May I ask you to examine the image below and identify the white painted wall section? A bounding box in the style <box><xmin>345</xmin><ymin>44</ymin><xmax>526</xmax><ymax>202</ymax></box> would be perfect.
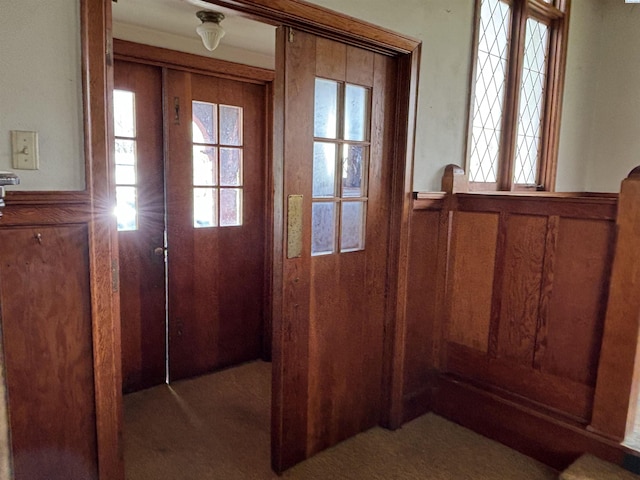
<box><xmin>0</xmin><ymin>0</ymin><xmax>85</xmax><ymax>191</ymax></box>
<box><xmin>583</xmin><ymin>1</ymin><xmax>640</xmax><ymax>192</ymax></box>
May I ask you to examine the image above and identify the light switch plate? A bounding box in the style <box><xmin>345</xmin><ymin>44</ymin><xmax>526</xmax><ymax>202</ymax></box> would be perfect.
<box><xmin>11</xmin><ymin>130</ymin><xmax>39</xmax><ymax>170</ymax></box>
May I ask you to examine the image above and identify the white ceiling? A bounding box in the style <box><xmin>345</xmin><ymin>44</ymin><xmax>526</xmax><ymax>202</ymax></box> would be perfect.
<box><xmin>112</xmin><ymin>0</ymin><xmax>276</xmax><ymax>58</ymax></box>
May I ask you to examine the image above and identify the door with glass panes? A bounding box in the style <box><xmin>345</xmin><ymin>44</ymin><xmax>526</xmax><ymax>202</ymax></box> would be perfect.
<box><xmin>114</xmin><ymin>59</ymin><xmax>267</xmax><ymax>391</ymax></box>
<box><xmin>272</xmin><ymin>28</ymin><xmax>397</xmax><ymax>471</ymax></box>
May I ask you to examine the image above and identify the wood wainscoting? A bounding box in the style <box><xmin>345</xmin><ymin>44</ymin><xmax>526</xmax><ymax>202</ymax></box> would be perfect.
<box><xmin>401</xmin><ymin>165</ymin><xmax>635</xmax><ymax>470</ymax></box>
<box><xmin>0</xmin><ymin>193</ymin><xmax>100</xmax><ymax>480</ymax></box>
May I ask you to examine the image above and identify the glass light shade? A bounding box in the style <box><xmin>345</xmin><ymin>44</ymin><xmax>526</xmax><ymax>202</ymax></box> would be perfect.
<box><xmin>197</xmin><ymin>22</ymin><xmax>226</xmax><ymax>51</ymax></box>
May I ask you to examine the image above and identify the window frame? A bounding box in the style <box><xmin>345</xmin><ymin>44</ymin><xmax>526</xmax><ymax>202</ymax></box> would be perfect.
<box><xmin>465</xmin><ymin>0</ymin><xmax>571</xmax><ymax>192</ymax></box>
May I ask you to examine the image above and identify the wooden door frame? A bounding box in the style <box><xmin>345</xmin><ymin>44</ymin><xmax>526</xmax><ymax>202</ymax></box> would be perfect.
<box><xmin>82</xmin><ymin>0</ymin><xmax>420</xmax><ymax>477</ymax></box>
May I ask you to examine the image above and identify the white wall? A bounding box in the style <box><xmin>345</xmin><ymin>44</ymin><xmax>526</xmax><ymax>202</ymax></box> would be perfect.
<box><xmin>582</xmin><ymin>1</ymin><xmax>640</xmax><ymax>192</ymax></box>
<box><xmin>0</xmin><ymin>0</ymin><xmax>85</xmax><ymax>191</ymax></box>
<box><xmin>556</xmin><ymin>0</ymin><xmax>604</xmax><ymax>192</ymax></box>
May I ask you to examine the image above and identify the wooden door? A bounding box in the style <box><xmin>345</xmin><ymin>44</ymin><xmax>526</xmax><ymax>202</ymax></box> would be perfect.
<box><xmin>114</xmin><ymin>60</ymin><xmax>166</xmax><ymax>393</ymax></box>
<box><xmin>165</xmin><ymin>70</ymin><xmax>267</xmax><ymax>381</ymax></box>
<box><xmin>272</xmin><ymin>28</ymin><xmax>397</xmax><ymax>471</ymax></box>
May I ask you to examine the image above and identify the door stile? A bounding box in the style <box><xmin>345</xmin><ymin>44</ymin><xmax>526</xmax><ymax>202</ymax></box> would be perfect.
<box><xmin>163</xmin><ymin>68</ymin><xmax>196</xmax><ymax>381</ymax></box>
<box><xmin>271</xmin><ymin>26</ymin><xmax>315</xmax><ymax>473</ymax></box>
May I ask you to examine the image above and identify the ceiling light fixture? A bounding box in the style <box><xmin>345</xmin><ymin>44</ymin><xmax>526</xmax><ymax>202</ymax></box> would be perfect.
<box><xmin>196</xmin><ymin>10</ymin><xmax>226</xmax><ymax>51</ymax></box>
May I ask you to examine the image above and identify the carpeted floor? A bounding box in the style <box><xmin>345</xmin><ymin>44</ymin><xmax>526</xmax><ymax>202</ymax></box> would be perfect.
<box><xmin>124</xmin><ymin>361</ymin><xmax>556</xmax><ymax>479</ymax></box>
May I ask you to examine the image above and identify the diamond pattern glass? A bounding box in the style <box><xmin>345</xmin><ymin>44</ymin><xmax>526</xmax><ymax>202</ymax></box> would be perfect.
<box><xmin>514</xmin><ymin>18</ymin><xmax>549</xmax><ymax>185</ymax></box>
<box><xmin>468</xmin><ymin>0</ymin><xmax>511</xmax><ymax>183</ymax></box>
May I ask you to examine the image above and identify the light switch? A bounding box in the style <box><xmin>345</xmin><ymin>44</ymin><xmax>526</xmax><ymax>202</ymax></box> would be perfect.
<box><xmin>11</xmin><ymin>131</ymin><xmax>39</xmax><ymax>170</ymax></box>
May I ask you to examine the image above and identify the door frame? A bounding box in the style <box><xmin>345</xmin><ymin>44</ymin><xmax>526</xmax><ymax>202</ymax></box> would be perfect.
<box><xmin>82</xmin><ymin>0</ymin><xmax>420</xmax><ymax>477</ymax></box>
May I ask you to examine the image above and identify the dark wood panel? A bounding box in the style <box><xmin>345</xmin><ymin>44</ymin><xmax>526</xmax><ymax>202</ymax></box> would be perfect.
<box><xmin>306</xmin><ymin>46</ymin><xmax>393</xmax><ymax>458</ymax></box>
<box><xmin>446</xmin><ymin>342</ymin><xmax>593</xmax><ymax>421</ymax></box>
<box><xmin>346</xmin><ymin>45</ymin><xmax>375</xmax><ymax>87</ymax></box>
<box><xmin>272</xmin><ymin>26</ymin><xmax>315</xmax><ymax>471</ymax></box>
<box><xmin>496</xmin><ymin>214</ymin><xmax>547</xmax><ymax>365</ymax></box>
<box><xmin>403</xmin><ymin>210</ymin><xmax>440</xmax><ymax>401</ymax></box>
<box><xmin>447</xmin><ymin>211</ymin><xmax>499</xmax><ymax>352</ymax></box>
<box><xmin>0</xmin><ymin>225</ymin><xmax>98</xmax><ymax>480</ymax></box>
<box><xmin>315</xmin><ymin>36</ymin><xmax>346</xmax><ymax>80</ymax></box>
<box><xmin>167</xmin><ymin>71</ymin><xmax>267</xmax><ymax>380</ymax></box>
<box><xmin>433</xmin><ymin>375</ymin><xmax>624</xmax><ymax>471</ymax></box>
<box><xmin>539</xmin><ymin>218</ymin><xmax>615</xmax><ymax>386</ymax></box>
<box><xmin>591</xmin><ymin>168</ymin><xmax>640</xmax><ymax>440</ymax></box>
<box><xmin>114</xmin><ymin>60</ymin><xmax>166</xmax><ymax>393</ymax></box>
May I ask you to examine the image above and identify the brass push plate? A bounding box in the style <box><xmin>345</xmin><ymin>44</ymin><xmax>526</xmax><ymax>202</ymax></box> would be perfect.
<box><xmin>287</xmin><ymin>194</ymin><xmax>303</xmax><ymax>258</ymax></box>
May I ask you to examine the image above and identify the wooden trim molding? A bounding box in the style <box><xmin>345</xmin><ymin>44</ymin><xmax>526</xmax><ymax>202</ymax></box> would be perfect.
<box><xmin>82</xmin><ymin>0</ymin><xmax>124</xmax><ymax>479</ymax></box>
<box><xmin>434</xmin><ymin>375</ymin><xmax>625</xmax><ymax>471</ymax></box>
<box><xmin>380</xmin><ymin>42</ymin><xmax>422</xmax><ymax>430</ymax></box>
<box><xmin>590</xmin><ymin>166</ymin><xmax>640</xmax><ymax>441</ymax></box>
<box><xmin>113</xmin><ymin>39</ymin><xmax>275</xmax><ymax>84</ymax></box>
<box><xmin>5</xmin><ymin>191</ymin><xmax>90</xmax><ymax>206</ymax></box>
<box><xmin>202</xmin><ymin>0</ymin><xmax>421</xmax><ymax>55</ymax></box>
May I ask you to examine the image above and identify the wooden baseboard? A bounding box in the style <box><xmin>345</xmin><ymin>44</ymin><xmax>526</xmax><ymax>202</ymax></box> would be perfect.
<box><xmin>402</xmin><ymin>387</ymin><xmax>433</xmax><ymax>424</ymax></box>
<box><xmin>430</xmin><ymin>375</ymin><xmax>625</xmax><ymax>471</ymax></box>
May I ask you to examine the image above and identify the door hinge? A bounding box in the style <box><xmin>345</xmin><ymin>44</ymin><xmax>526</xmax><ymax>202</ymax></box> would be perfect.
<box><xmin>174</xmin><ymin>97</ymin><xmax>180</xmax><ymax>124</ymax></box>
<box><xmin>288</xmin><ymin>27</ymin><xmax>295</xmax><ymax>43</ymax></box>
<box><xmin>111</xmin><ymin>258</ymin><xmax>119</xmax><ymax>293</ymax></box>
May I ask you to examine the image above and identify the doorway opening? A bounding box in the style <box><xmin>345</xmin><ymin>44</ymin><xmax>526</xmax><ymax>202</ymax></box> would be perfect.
<box><xmin>110</xmin><ymin>5</ymin><xmax>276</xmax><ymax>474</ymax></box>
<box><xmin>92</xmin><ymin>0</ymin><xmax>421</xmax><ymax>476</ymax></box>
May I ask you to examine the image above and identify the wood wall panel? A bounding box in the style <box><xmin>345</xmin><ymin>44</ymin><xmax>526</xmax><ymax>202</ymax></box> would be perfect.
<box><xmin>404</xmin><ymin>189</ymin><xmax>624</xmax><ymax>468</ymax></box>
<box><xmin>496</xmin><ymin>214</ymin><xmax>547</xmax><ymax>365</ymax></box>
<box><xmin>306</xmin><ymin>44</ymin><xmax>394</xmax><ymax>458</ymax></box>
<box><xmin>447</xmin><ymin>211</ymin><xmax>498</xmax><ymax>352</ymax></box>
<box><xmin>402</xmin><ymin>209</ymin><xmax>440</xmax><ymax>418</ymax></box>
<box><xmin>540</xmin><ymin>218</ymin><xmax>615</xmax><ymax>386</ymax></box>
<box><xmin>0</xmin><ymin>225</ymin><xmax>98</xmax><ymax>480</ymax></box>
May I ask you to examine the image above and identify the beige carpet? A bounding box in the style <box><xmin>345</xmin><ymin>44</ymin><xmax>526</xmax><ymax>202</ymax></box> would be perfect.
<box><xmin>124</xmin><ymin>361</ymin><xmax>556</xmax><ymax>479</ymax></box>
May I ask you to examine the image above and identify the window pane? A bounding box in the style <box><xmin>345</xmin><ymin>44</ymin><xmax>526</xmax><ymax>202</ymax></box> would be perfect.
<box><xmin>115</xmin><ymin>164</ymin><xmax>136</xmax><ymax>186</ymax></box>
<box><xmin>115</xmin><ymin>139</ymin><xmax>136</xmax><ymax>166</ymax></box>
<box><xmin>344</xmin><ymin>84</ymin><xmax>369</xmax><ymax>141</ymax></box>
<box><xmin>314</xmin><ymin>79</ymin><xmax>339</xmax><ymax>139</ymax></box>
<box><xmin>468</xmin><ymin>0</ymin><xmax>512</xmax><ymax>183</ymax></box>
<box><xmin>514</xmin><ymin>18</ymin><xmax>549</xmax><ymax>186</ymax></box>
<box><xmin>113</xmin><ymin>90</ymin><xmax>135</xmax><ymax>138</ymax></box>
<box><xmin>192</xmin><ymin>101</ymin><xmax>217</xmax><ymax>144</ymax></box>
<box><xmin>341</xmin><ymin>201</ymin><xmax>366</xmax><ymax>252</ymax></box>
<box><xmin>313</xmin><ymin>142</ymin><xmax>336</xmax><ymax>198</ymax></box>
<box><xmin>220</xmin><ymin>188</ymin><xmax>242</xmax><ymax>226</ymax></box>
<box><xmin>193</xmin><ymin>146</ymin><xmax>217</xmax><ymax>186</ymax></box>
<box><xmin>342</xmin><ymin>144</ymin><xmax>365</xmax><ymax>198</ymax></box>
<box><xmin>311</xmin><ymin>202</ymin><xmax>336</xmax><ymax>256</ymax></box>
<box><xmin>194</xmin><ymin>188</ymin><xmax>217</xmax><ymax>228</ymax></box>
<box><xmin>220</xmin><ymin>148</ymin><xmax>242</xmax><ymax>187</ymax></box>
<box><xmin>115</xmin><ymin>186</ymin><xmax>137</xmax><ymax>232</ymax></box>
<box><xmin>220</xmin><ymin>105</ymin><xmax>242</xmax><ymax>146</ymax></box>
